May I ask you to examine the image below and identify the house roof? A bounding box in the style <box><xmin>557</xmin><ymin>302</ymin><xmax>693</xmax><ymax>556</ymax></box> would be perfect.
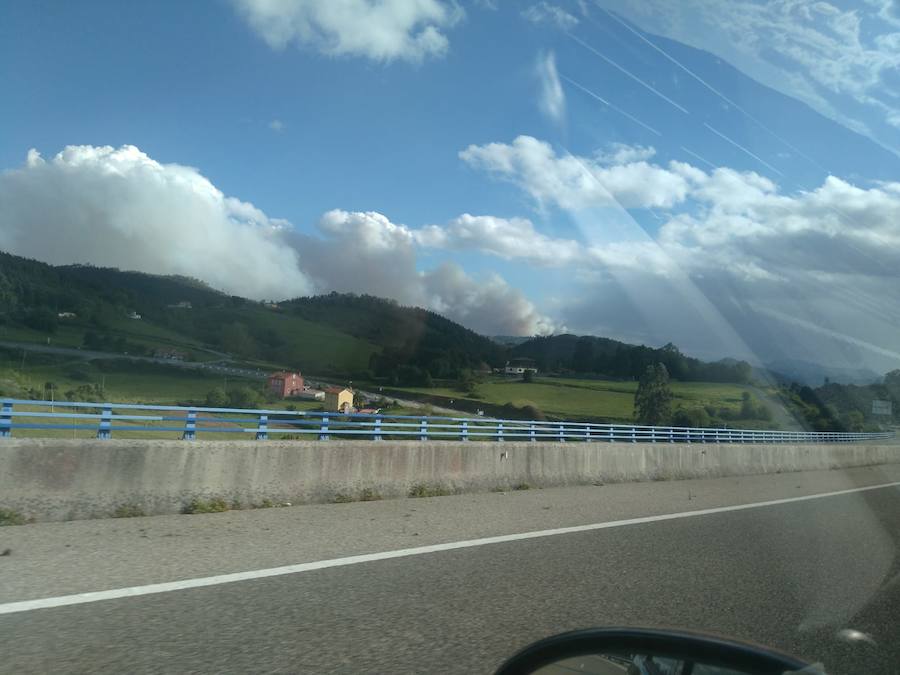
<box><xmin>324</xmin><ymin>386</ymin><xmax>352</xmax><ymax>394</ymax></box>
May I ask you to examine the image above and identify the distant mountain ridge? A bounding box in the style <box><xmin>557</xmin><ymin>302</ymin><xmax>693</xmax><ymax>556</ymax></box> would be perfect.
<box><xmin>1</xmin><ymin>250</ymin><xmax>764</xmax><ymax>385</ymax></box>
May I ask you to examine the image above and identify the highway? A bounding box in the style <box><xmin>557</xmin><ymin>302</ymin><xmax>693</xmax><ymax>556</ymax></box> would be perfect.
<box><xmin>2</xmin><ymin>466</ymin><xmax>900</xmax><ymax>673</ymax></box>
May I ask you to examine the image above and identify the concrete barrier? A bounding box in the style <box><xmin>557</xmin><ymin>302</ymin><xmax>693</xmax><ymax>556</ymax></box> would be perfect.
<box><xmin>2</xmin><ymin>438</ymin><xmax>899</xmax><ymax>522</ymax></box>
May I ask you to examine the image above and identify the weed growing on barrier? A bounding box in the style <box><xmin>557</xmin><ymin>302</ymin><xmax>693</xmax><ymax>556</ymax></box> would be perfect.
<box><xmin>513</xmin><ymin>483</ymin><xmax>532</xmax><ymax>491</ymax></box>
<box><xmin>0</xmin><ymin>508</ymin><xmax>26</xmax><ymax>526</ymax></box>
<box><xmin>408</xmin><ymin>483</ymin><xmax>453</xmax><ymax>498</ymax></box>
<box><xmin>359</xmin><ymin>488</ymin><xmax>382</xmax><ymax>501</ymax></box>
<box><xmin>182</xmin><ymin>497</ymin><xmax>230</xmax><ymax>514</ymax></box>
<box><xmin>113</xmin><ymin>504</ymin><xmax>146</xmax><ymax>518</ymax></box>
<box><xmin>332</xmin><ymin>493</ymin><xmax>354</xmax><ymax>503</ymax></box>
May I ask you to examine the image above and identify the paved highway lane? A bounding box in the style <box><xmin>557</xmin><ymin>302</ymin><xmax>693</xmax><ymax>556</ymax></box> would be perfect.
<box><xmin>2</xmin><ymin>467</ymin><xmax>900</xmax><ymax>673</ymax></box>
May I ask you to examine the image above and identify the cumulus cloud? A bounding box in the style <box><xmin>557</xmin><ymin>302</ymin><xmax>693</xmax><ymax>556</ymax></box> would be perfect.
<box><xmin>594</xmin><ymin>143</ymin><xmax>656</xmax><ymax>165</ymax></box>
<box><xmin>450</xmin><ymin>134</ymin><xmax>900</xmax><ymax>367</ymax></box>
<box><xmin>232</xmin><ymin>0</ymin><xmax>463</xmax><ymax>63</ymax></box>
<box><xmin>423</xmin><ymin>263</ymin><xmax>558</xmax><ymax>336</ymax></box>
<box><xmin>417</xmin><ymin>213</ymin><xmax>582</xmax><ymax>266</ymax></box>
<box><xmin>535</xmin><ymin>50</ymin><xmax>566</xmax><ymax>123</ymax></box>
<box><xmin>268</xmin><ymin>119</ymin><xmax>285</xmax><ymax>132</ymax></box>
<box><xmin>459</xmin><ymin>135</ymin><xmax>694</xmax><ymax>209</ymax></box>
<box><xmin>289</xmin><ymin>209</ymin><xmax>558</xmax><ymax>335</ymax></box>
<box><xmin>522</xmin><ymin>2</ymin><xmax>579</xmax><ymax>29</ymax></box>
<box><xmin>0</xmin><ymin>145</ymin><xmax>311</xmax><ymax>300</ymax></box>
<box><xmin>291</xmin><ymin>209</ymin><xmax>423</xmax><ymax>304</ymax></box>
<box><xmin>0</xmin><ymin>146</ymin><xmax>555</xmax><ymax>336</ymax></box>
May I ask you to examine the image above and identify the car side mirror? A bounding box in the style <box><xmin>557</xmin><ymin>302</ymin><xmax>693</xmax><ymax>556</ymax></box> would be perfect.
<box><xmin>495</xmin><ymin>628</ymin><xmax>822</xmax><ymax>675</ymax></box>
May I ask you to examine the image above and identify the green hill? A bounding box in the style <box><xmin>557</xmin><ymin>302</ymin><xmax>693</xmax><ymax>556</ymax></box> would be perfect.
<box><xmin>0</xmin><ymin>250</ymin><xmax>758</xmax><ymax>389</ymax></box>
<box><xmin>0</xmin><ymin>252</ymin><xmax>378</xmax><ymax>375</ymax></box>
<box><xmin>510</xmin><ymin>334</ymin><xmax>753</xmax><ymax>384</ymax></box>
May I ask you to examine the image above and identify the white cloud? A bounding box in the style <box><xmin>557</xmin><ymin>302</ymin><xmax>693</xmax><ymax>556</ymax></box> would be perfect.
<box><xmin>594</xmin><ymin>143</ymin><xmax>656</xmax><ymax>165</ymax></box>
<box><xmin>0</xmin><ymin>146</ymin><xmax>555</xmax><ymax>336</ymax></box>
<box><xmin>417</xmin><ymin>213</ymin><xmax>582</xmax><ymax>265</ymax></box>
<box><xmin>0</xmin><ymin>145</ymin><xmax>311</xmax><ymax>300</ymax></box>
<box><xmin>595</xmin><ymin>1</ymin><xmax>900</xmax><ymax>147</ymax></box>
<box><xmin>450</xmin><ymin>134</ymin><xmax>900</xmax><ymax>367</ymax></box>
<box><xmin>424</xmin><ymin>263</ymin><xmax>558</xmax><ymax>336</ymax></box>
<box><xmin>522</xmin><ymin>2</ymin><xmax>579</xmax><ymax>29</ymax></box>
<box><xmin>290</xmin><ymin>209</ymin><xmax>558</xmax><ymax>335</ymax></box>
<box><xmin>535</xmin><ymin>50</ymin><xmax>566</xmax><ymax>123</ymax></box>
<box><xmin>459</xmin><ymin>135</ymin><xmax>694</xmax><ymax>209</ymax></box>
<box><xmin>233</xmin><ymin>0</ymin><xmax>463</xmax><ymax>63</ymax></box>
<box><xmin>268</xmin><ymin>119</ymin><xmax>285</xmax><ymax>132</ymax></box>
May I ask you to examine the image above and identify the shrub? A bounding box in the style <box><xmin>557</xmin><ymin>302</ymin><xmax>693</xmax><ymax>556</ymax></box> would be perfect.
<box><xmin>182</xmin><ymin>497</ymin><xmax>230</xmax><ymax>514</ymax></box>
<box><xmin>671</xmin><ymin>407</ymin><xmax>711</xmax><ymax>428</ymax></box>
<box><xmin>0</xmin><ymin>508</ymin><xmax>26</xmax><ymax>526</ymax></box>
<box><xmin>113</xmin><ymin>504</ymin><xmax>146</xmax><ymax>518</ymax></box>
<box><xmin>408</xmin><ymin>483</ymin><xmax>452</xmax><ymax>498</ymax></box>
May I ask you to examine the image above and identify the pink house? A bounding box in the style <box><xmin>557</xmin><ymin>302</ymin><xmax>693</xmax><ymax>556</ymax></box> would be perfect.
<box><xmin>267</xmin><ymin>371</ymin><xmax>304</xmax><ymax>398</ymax></box>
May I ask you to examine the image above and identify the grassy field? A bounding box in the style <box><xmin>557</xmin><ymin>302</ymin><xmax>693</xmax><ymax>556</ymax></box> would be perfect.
<box><xmin>226</xmin><ymin>308</ymin><xmax>377</xmax><ymax>373</ymax></box>
<box><xmin>0</xmin><ymin>351</ymin><xmax>259</xmax><ymax>405</ymax></box>
<box><xmin>0</xmin><ymin>305</ymin><xmax>380</xmax><ymax>375</ymax></box>
<box><xmin>390</xmin><ymin>376</ymin><xmax>799</xmax><ymax>428</ymax></box>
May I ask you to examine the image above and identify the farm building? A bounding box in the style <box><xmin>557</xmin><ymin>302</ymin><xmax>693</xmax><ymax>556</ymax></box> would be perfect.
<box><xmin>503</xmin><ymin>358</ymin><xmax>538</xmax><ymax>376</ymax></box>
<box><xmin>324</xmin><ymin>386</ymin><xmax>354</xmax><ymax>413</ymax></box>
<box><xmin>267</xmin><ymin>371</ymin><xmax>304</xmax><ymax>398</ymax></box>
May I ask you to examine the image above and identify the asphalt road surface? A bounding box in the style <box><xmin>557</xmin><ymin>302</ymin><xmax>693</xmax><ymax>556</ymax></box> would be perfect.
<box><xmin>3</xmin><ymin>466</ymin><xmax>900</xmax><ymax>674</ymax></box>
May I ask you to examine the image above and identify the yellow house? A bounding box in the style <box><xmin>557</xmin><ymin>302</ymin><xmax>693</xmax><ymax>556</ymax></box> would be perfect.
<box><xmin>324</xmin><ymin>386</ymin><xmax>354</xmax><ymax>413</ymax></box>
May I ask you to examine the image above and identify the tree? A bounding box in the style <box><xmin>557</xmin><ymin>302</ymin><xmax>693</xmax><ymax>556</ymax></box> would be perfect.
<box><xmin>457</xmin><ymin>369</ymin><xmax>478</xmax><ymax>393</ymax></box>
<box><xmin>572</xmin><ymin>337</ymin><xmax>594</xmax><ymax>373</ymax></box>
<box><xmin>885</xmin><ymin>370</ymin><xmax>900</xmax><ymax>400</ymax></box>
<box><xmin>671</xmin><ymin>406</ymin><xmax>710</xmax><ymax>428</ymax></box>
<box><xmin>227</xmin><ymin>386</ymin><xmax>262</xmax><ymax>409</ymax></box>
<box><xmin>634</xmin><ymin>363</ymin><xmax>673</xmax><ymax>426</ymax></box>
<box><xmin>740</xmin><ymin>391</ymin><xmax>755</xmax><ymax>418</ymax></box>
<box><xmin>523</xmin><ymin>369</ymin><xmax>535</xmax><ymax>384</ymax></box>
<box><xmin>221</xmin><ymin>322</ymin><xmax>256</xmax><ymax>358</ymax></box>
<box><xmin>205</xmin><ymin>387</ymin><xmax>228</xmax><ymax>407</ymax></box>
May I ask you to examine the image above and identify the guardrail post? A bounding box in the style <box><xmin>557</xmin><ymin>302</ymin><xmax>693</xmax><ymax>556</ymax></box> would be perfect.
<box><xmin>669</xmin><ymin>427</ymin><xmax>674</xmax><ymax>444</ymax></box>
<box><xmin>585</xmin><ymin>425</ymin><xmax>591</xmax><ymax>442</ymax></box>
<box><xmin>530</xmin><ymin>422</ymin><xmax>536</xmax><ymax>442</ymax></box>
<box><xmin>630</xmin><ymin>426</ymin><xmax>636</xmax><ymax>443</ymax></box>
<box><xmin>374</xmin><ymin>416</ymin><xmax>382</xmax><ymax>441</ymax></box>
<box><xmin>461</xmin><ymin>420</ymin><xmax>468</xmax><ymax>442</ymax></box>
<box><xmin>420</xmin><ymin>418</ymin><xmax>428</xmax><ymax>441</ymax></box>
<box><xmin>608</xmin><ymin>426</ymin><xmax>614</xmax><ymax>443</ymax></box>
<box><xmin>497</xmin><ymin>421</ymin><xmax>504</xmax><ymax>442</ymax></box>
<box><xmin>650</xmin><ymin>426</ymin><xmax>657</xmax><ymax>443</ymax></box>
<box><xmin>558</xmin><ymin>422</ymin><xmax>565</xmax><ymax>443</ymax></box>
<box><xmin>256</xmin><ymin>414</ymin><xmax>268</xmax><ymax>440</ymax></box>
<box><xmin>97</xmin><ymin>405</ymin><xmax>112</xmax><ymax>439</ymax></box>
<box><xmin>182</xmin><ymin>408</ymin><xmax>197</xmax><ymax>440</ymax></box>
<box><xmin>319</xmin><ymin>415</ymin><xmax>329</xmax><ymax>441</ymax></box>
<box><xmin>0</xmin><ymin>401</ymin><xmax>11</xmax><ymax>438</ymax></box>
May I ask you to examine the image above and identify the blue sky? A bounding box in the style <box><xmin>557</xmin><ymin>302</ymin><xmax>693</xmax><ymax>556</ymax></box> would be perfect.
<box><xmin>2</xmin><ymin>0</ymin><xmax>900</xmax><ymax>374</ymax></box>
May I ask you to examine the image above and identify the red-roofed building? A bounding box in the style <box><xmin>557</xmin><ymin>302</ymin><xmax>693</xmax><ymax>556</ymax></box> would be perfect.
<box><xmin>267</xmin><ymin>371</ymin><xmax>304</xmax><ymax>398</ymax></box>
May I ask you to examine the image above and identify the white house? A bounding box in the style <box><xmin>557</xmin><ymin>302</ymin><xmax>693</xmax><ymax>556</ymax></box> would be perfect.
<box><xmin>504</xmin><ymin>358</ymin><xmax>538</xmax><ymax>376</ymax></box>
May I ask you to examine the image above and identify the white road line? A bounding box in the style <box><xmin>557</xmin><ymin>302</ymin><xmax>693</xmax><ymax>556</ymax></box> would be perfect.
<box><xmin>2</xmin><ymin>481</ymin><xmax>899</xmax><ymax>616</ymax></box>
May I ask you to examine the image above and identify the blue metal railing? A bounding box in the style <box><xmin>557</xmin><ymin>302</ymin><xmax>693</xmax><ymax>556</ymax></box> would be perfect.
<box><xmin>0</xmin><ymin>399</ymin><xmax>894</xmax><ymax>444</ymax></box>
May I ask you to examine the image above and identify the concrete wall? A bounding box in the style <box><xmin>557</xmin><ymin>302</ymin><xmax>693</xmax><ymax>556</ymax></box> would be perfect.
<box><xmin>2</xmin><ymin>438</ymin><xmax>898</xmax><ymax>522</ymax></box>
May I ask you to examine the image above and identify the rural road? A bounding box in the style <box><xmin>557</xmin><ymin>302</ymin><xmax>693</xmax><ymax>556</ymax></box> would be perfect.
<box><xmin>0</xmin><ymin>339</ymin><xmax>265</xmax><ymax>380</ymax></box>
<box><xmin>2</xmin><ymin>466</ymin><xmax>900</xmax><ymax>674</ymax></box>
